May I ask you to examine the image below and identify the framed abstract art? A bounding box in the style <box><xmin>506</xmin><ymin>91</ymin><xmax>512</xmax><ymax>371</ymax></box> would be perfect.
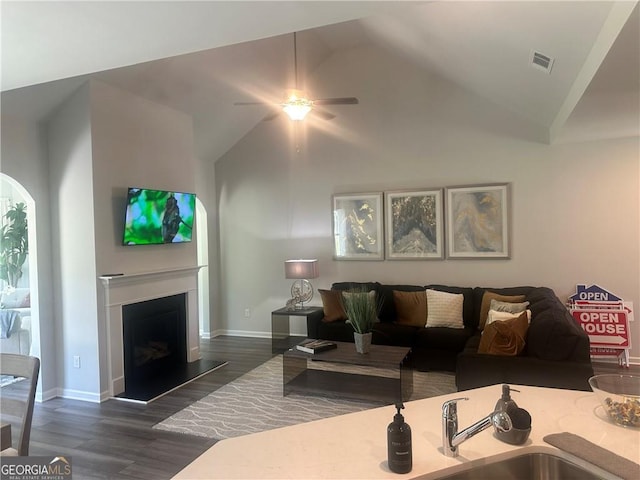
<box><xmin>332</xmin><ymin>193</ymin><xmax>384</xmax><ymax>260</ymax></box>
<box><xmin>446</xmin><ymin>184</ymin><xmax>510</xmax><ymax>258</ymax></box>
<box><xmin>384</xmin><ymin>189</ymin><xmax>443</xmax><ymax>260</ymax></box>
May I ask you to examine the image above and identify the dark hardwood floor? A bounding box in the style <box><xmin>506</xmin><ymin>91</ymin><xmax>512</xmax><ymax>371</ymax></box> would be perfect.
<box><xmin>26</xmin><ymin>336</ymin><xmax>275</xmax><ymax>480</ymax></box>
<box><xmin>7</xmin><ymin>336</ymin><xmax>640</xmax><ymax>479</ymax></box>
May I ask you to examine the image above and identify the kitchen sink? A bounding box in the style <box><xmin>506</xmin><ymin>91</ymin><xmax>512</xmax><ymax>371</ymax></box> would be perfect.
<box><xmin>432</xmin><ymin>452</ymin><xmax>606</xmax><ymax>480</ymax></box>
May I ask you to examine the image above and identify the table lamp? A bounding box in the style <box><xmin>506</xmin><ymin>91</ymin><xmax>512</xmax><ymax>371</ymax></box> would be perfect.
<box><xmin>284</xmin><ymin>259</ymin><xmax>319</xmax><ymax>310</ymax></box>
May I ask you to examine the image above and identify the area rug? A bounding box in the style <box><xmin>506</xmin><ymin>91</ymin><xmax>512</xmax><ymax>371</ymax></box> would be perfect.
<box><xmin>153</xmin><ymin>355</ymin><xmax>456</xmax><ymax>440</ymax></box>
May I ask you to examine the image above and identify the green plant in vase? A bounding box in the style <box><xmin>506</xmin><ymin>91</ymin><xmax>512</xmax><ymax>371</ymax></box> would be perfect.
<box><xmin>0</xmin><ymin>202</ymin><xmax>29</xmax><ymax>288</ymax></box>
<box><xmin>342</xmin><ymin>287</ymin><xmax>380</xmax><ymax>353</ymax></box>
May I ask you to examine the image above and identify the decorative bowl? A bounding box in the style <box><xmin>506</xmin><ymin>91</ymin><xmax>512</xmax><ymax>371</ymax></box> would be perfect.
<box><xmin>588</xmin><ymin>374</ymin><xmax>640</xmax><ymax>428</ymax></box>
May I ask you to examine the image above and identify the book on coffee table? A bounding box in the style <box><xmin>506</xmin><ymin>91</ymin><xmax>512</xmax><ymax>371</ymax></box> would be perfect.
<box><xmin>295</xmin><ymin>339</ymin><xmax>338</xmax><ymax>354</ymax></box>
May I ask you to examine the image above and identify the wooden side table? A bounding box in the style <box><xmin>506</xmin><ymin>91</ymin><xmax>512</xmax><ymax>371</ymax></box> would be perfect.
<box><xmin>271</xmin><ymin>306</ymin><xmax>324</xmax><ymax>354</ymax></box>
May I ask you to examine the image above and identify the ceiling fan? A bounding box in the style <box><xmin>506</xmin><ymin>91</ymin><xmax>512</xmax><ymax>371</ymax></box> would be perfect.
<box><xmin>234</xmin><ymin>32</ymin><xmax>359</xmax><ymax>121</ymax></box>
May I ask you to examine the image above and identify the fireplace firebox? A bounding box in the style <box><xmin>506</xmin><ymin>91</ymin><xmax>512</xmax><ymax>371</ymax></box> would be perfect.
<box><xmin>122</xmin><ymin>293</ymin><xmax>187</xmax><ymax>390</ymax></box>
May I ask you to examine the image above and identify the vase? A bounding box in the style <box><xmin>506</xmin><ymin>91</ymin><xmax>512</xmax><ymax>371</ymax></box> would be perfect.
<box><xmin>354</xmin><ymin>332</ymin><xmax>372</xmax><ymax>354</ymax></box>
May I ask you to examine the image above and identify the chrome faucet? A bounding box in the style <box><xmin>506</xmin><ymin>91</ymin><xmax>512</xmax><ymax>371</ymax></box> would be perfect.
<box><xmin>442</xmin><ymin>397</ymin><xmax>512</xmax><ymax>457</ymax></box>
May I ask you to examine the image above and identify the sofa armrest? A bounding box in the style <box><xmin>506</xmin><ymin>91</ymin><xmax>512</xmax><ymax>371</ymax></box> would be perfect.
<box><xmin>306</xmin><ymin>308</ymin><xmax>325</xmax><ymax>339</ymax></box>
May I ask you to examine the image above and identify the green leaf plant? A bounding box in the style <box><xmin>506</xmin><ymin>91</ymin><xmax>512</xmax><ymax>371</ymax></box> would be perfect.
<box><xmin>342</xmin><ymin>287</ymin><xmax>381</xmax><ymax>334</ymax></box>
<box><xmin>0</xmin><ymin>202</ymin><xmax>29</xmax><ymax>288</ymax></box>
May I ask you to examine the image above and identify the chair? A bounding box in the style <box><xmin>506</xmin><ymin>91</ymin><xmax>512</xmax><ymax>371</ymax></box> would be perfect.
<box><xmin>0</xmin><ymin>353</ymin><xmax>40</xmax><ymax>456</ymax></box>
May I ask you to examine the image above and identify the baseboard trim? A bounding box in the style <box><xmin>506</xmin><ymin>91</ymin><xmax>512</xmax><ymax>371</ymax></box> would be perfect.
<box><xmin>58</xmin><ymin>388</ymin><xmax>103</xmax><ymax>403</ymax></box>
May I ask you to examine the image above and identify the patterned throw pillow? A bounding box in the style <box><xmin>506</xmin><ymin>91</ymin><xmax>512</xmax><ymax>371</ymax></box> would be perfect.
<box><xmin>489</xmin><ymin>298</ymin><xmax>529</xmax><ymax>314</ymax></box>
<box><xmin>393</xmin><ymin>290</ymin><xmax>427</xmax><ymax>327</ymax></box>
<box><xmin>426</xmin><ymin>289</ymin><xmax>464</xmax><ymax>329</ymax></box>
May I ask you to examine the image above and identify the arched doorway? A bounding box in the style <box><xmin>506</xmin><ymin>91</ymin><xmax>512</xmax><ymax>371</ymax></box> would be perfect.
<box><xmin>196</xmin><ymin>198</ymin><xmax>210</xmax><ymax>339</ymax></box>
<box><xmin>0</xmin><ymin>173</ymin><xmax>42</xmax><ymax>397</ymax></box>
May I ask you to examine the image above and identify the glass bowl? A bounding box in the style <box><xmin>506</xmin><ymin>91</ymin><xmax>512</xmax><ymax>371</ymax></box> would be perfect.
<box><xmin>589</xmin><ymin>374</ymin><xmax>640</xmax><ymax>428</ymax></box>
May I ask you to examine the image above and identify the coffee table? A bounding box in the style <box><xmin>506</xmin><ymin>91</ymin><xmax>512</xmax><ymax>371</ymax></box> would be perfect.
<box><xmin>283</xmin><ymin>340</ymin><xmax>413</xmax><ymax>405</ymax></box>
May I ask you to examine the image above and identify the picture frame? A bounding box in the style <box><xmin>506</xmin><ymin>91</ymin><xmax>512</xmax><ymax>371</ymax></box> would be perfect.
<box><xmin>384</xmin><ymin>189</ymin><xmax>444</xmax><ymax>260</ymax></box>
<box><xmin>446</xmin><ymin>184</ymin><xmax>510</xmax><ymax>259</ymax></box>
<box><xmin>332</xmin><ymin>192</ymin><xmax>384</xmax><ymax>260</ymax></box>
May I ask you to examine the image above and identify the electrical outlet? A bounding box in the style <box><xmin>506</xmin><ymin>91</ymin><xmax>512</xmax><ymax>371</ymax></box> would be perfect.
<box><xmin>244</xmin><ymin>308</ymin><xmax>251</xmax><ymax>318</ymax></box>
<box><xmin>73</xmin><ymin>356</ymin><xmax>81</xmax><ymax>368</ymax></box>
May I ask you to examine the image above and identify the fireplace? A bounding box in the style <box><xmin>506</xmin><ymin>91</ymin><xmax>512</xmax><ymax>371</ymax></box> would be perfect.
<box><xmin>122</xmin><ymin>293</ymin><xmax>187</xmax><ymax>389</ymax></box>
<box><xmin>100</xmin><ymin>266</ymin><xmax>204</xmax><ymax>401</ymax></box>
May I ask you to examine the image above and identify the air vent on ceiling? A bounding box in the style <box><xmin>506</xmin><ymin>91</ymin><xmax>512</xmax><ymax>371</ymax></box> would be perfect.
<box><xmin>530</xmin><ymin>50</ymin><xmax>554</xmax><ymax>74</ymax></box>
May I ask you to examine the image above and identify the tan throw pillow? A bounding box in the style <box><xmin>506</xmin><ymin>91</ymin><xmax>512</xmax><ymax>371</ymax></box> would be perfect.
<box><xmin>426</xmin><ymin>289</ymin><xmax>464</xmax><ymax>329</ymax></box>
<box><xmin>478</xmin><ymin>311</ymin><xmax>529</xmax><ymax>355</ymax></box>
<box><xmin>319</xmin><ymin>289</ymin><xmax>347</xmax><ymax>323</ymax></box>
<box><xmin>479</xmin><ymin>292</ymin><xmax>526</xmax><ymax>330</ymax></box>
<box><xmin>393</xmin><ymin>290</ymin><xmax>427</xmax><ymax>327</ymax></box>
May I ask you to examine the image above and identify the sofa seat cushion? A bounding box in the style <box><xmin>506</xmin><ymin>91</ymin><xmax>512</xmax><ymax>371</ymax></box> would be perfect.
<box><xmin>415</xmin><ymin>326</ymin><xmax>473</xmax><ymax>351</ymax></box>
<box><xmin>372</xmin><ymin>322</ymin><xmax>417</xmax><ymax>347</ymax></box>
<box><xmin>313</xmin><ymin>319</ymin><xmax>357</xmax><ymax>343</ymax></box>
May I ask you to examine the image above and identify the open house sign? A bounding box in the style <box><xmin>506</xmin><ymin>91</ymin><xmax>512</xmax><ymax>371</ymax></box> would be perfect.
<box><xmin>568</xmin><ymin>284</ymin><xmax>633</xmax><ymax>367</ymax></box>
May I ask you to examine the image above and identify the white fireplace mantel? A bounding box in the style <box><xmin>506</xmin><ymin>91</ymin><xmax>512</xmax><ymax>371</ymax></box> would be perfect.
<box><xmin>100</xmin><ymin>266</ymin><xmax>203</xmax><ymax>398</ymax></box>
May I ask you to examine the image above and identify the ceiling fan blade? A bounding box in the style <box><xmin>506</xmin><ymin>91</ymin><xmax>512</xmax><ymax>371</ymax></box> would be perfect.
<box><xmin>262</xmin><ymin>111</ymin><xmax>281</xmax><ymax>122</ymax></box>
<box><xmin>234</xmin><ymin>101</ymin><xmax>279</xmax><ymax>106</ymax></box>
<box><xmin>311</xmin><ymin>109</ymin><xmax>336</xmax><ymax>121</ymax></box>
<box><xmin>313</xmin><ymin>97</ymin><xmax>359</xmax><ymax>105</ymax></box>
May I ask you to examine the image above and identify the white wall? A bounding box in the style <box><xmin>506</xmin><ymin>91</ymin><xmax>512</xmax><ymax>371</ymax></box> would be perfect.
<box><xmin>3</xmin><ymin>80</ymin><xmax>201</xmax><ymax>401</ymax></box>
<box><xmin>89</xmin><ymin>80</ymin><xmax>198</xmax><ymax>396</ymax></box>
<box><xmin>215</xmin><ymin>44</ymin><xmax>640</xmax><ymax>360</ymax></box>
<box><xmin>47</xmin><ymin>83</ymin><xmax>101</xmax><ymax>400</ymax></box>
<box><xmin>1</xmin><ymin>115</ymin><xmax>57</xmax><ymax>400</ymax></box>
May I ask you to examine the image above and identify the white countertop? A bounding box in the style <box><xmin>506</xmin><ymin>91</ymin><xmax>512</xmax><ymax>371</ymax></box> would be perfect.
<box><xmin>173</xmin><ymin>384</ymin><xmax>640</xmax><ymax>479</ymax></box>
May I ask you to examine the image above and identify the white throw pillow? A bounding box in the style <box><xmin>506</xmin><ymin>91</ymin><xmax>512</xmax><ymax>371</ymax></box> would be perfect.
<box><xmin>426</xmin><ymin>289</ymin><xmax>464</xmax><ymax>329</ymax></box>
<box><xmin>485</xmin><ymin>309</ymin><xmax>532</xmax><ymax>329</ymax></box>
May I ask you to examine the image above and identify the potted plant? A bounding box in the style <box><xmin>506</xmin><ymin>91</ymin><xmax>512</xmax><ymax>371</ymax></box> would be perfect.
<box><xmin>0</xmin><ymin>202</ymin><xmax>29</xmax><ymax>288</ymax></box>
<box><xmin>342</xmin><ymin>288</ymin><xmax>380</xmax><ymax>354</ymax></box>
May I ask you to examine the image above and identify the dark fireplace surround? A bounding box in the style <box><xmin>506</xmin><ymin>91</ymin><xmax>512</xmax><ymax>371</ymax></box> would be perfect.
<box><xmin>122</xmin><ymin>293</ymin><xmax>187</xmax><ymax>390</ymax></box>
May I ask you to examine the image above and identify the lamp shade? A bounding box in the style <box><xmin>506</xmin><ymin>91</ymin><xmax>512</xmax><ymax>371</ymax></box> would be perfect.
<box><xmin>284</xmin><ymin>259</ymin><xmax>319</xmax><ymax>279</ymax></box>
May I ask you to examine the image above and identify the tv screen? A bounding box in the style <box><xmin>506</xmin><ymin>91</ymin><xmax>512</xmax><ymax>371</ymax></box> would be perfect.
<box><xmin>123</xmin><ymin>187</ymin><xmax>196</xmax><ymax>245</ymax></box>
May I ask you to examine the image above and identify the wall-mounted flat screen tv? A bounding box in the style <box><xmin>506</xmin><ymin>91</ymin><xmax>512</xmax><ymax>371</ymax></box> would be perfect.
<box><xmin>123</xmin><ymin>187</ymin><xmax>196</xmax><ymax>245</ymax></box>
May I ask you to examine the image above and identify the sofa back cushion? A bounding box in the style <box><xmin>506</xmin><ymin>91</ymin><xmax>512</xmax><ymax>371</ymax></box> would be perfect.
<box><xmin>525</xmin><ymin>287</ymin><xmax>591</xmax><ymax>362</ymax></box>
<box><xmin>373</xmin><ymin>284</ymin><xmax>424</xmax><ymax>323</ymax></box>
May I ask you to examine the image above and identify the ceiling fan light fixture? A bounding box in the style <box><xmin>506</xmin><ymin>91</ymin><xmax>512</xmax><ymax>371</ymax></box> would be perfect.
<box><xmin>282</xmin><ymin>90</ymin><xmax>313</xmax><ymax>120</ymax></box>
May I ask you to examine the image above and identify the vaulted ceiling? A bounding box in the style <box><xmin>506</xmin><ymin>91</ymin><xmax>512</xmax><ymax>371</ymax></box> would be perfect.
<box><xmin>2</xmin><ymin>1</ymin><xmax>638</xmax><ymax>161</ymax></box>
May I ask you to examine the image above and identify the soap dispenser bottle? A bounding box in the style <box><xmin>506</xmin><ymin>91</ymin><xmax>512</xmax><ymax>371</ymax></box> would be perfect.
<box><xmin>387</xmin><ymin>403</ymin><xmax>412</xmax><ymax>474</ymax></box>
<box><xmin>495</xmin><ymin>384</ymin><xmax>519</xmax><ymax>412</ymax></box>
